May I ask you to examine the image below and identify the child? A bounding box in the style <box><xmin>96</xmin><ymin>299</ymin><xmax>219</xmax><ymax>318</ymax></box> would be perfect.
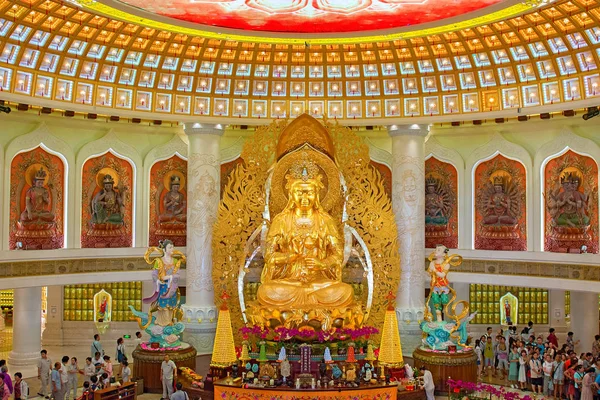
<box><xmin>89</xmin><ymin>376</ymin><xmax>99</xmax><ymax>392</ymax></box>
<box><xmin>101</xmin><ymin>373</ymin><xmax>109</xmax><ymax>388</ymax></box>
<box><xmin>553</xmin><ymin>353</ymin><xmax>564</xmax><ymax>399</ymax></box>
<box><xmin>508</xmin><ymin>345</ymin><xmax>519</xmax><ymax>389</ymax></box>
<box><xmin>530</xmin><ymin>352</ymin><xmax>543</xmax><ymax>394</ymax></box>
<box><xmin>13</xmin><ymin>373</ymin><xmax>27</xmax><ymax>400</ymax></box>
<box><xmin>120</xmin><ymin>362</ymin><xmax>131</xmax><ymax>384</ymax></box>
<box><xmin>81</xmin><ymin>382</ymin><xmax>92</xmax><ymax>400</ymax></box>
<box><xmin>518</xmin><ymin>350</ymin><xmax>528</xmax><ymax>390</ymax></box>
<box><xmin>83</xmin><ymin>358</ymin><xmax>95</xmax><ymax>384</ymax></box>
<box><xmin>102</xmin><ymin>356</ymin><xmax>113</xmax><ymax>381</ymax></box>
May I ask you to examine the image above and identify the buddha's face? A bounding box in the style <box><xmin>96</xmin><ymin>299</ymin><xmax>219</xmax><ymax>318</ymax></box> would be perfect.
<box><xmin>34</xmin><ymin>179</ymin><xmax>44</xmax><ymax>188</ymax></box>
<box><xmin>291</xmin><ymin>182</ymin><xmax>317</xmax><ymax>211</ymax></box>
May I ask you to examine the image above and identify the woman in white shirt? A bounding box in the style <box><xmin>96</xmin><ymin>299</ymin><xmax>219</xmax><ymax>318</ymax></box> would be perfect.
<box><xmin>419</xmin><ymin>366</ymin><xmax>435</xmax><ymax>400</ymax></box>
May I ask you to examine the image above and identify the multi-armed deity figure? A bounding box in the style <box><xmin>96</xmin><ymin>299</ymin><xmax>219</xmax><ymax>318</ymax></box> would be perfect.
<box><xmin>130</xmin><ymin>240</ymin><xmax>186</xmax><ymax>348</ymax></box>
<box><xmin>420</xmin><ymin>245</ymin><xmax>475</xmax><ymax>351</ymax></box>
<box><xmin>19</xmin><ymin>167</ymin><xmax>56</xmax><ymax>226</ymax></box>
<box><xmin>548</xmin><ymin>171</ymin><xmax>590</xmax><ymax>229</ymax></box>
<box><xmin>424</xmin><ymin>176</ymin><xmax>450</xmax><ymax>227</ymax></box>
<box><xmin>92</xmin><ymin>174</ymin><xmax>126</xmax><ymax>227</ymax></box>
<box><xmin>482</xmin><ymin>175</ymin><xmax>519</xmax><ymax>226</ymax></box>
<box><xmin>158</xmin><ymin>175</ymin><xmax>187</xmax><ymax>226</ymax></box>
<box><xmin>249</xmin><ymin>161</ymin><xmax>362</xmax><ymax>330</ymax></box>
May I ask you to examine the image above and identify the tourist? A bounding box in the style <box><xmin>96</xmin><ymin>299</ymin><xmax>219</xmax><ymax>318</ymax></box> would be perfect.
<box><xmin>160</xmin><ymin>354</ymin><xmax>177</xmax><ymax>400</ymax></box>
<box><xmin>83</xmin><ymin>358</ymin><xmax>95</xmax><ymax>384</ymax></box>
<box><xmin>548</xmin><ymin>328</ymin><xmax>559</xmax><ymax>348</ymax></box>
<box><xmin>485</xmin><ymin>327</ymin><xmax>493</xmax><ymax>339</ymax></box>
<box><xmin>120</xmin><ymin>361</ymin><xmax>131</xmax><ymax>384</ymax></box>
<box><xmin>170</xmin><ymin>383</ymin><xmax>188</xmax><ymax>400</ymax></box>
<box><xmin>567</xmin><ymin>332</ymin><xmax>581</xmax><ymax>353</ymax></box>
<box><xmin>475</xmin><ymin>339</ymin><xmax>483</xmax><ymax>377</ymax></box>
<box><xmin>518</xmin><ymin>350</ymin><xmax>528</xmax><ymax>390</ymax></box>
<box><xmin>135</xmin><ymin>332</ymin><xmax>143</xmax><ymax>347</ymax></box>
<box><xmin>508</xmin><ymin>345</ymin><xmax>519</xmax><ymax>388</ymax></box>
<box><xmin>496</xmin><ymin>336</ymin><xmax>509</xmax><ymax>380</ymax></box>
<box><xmin>592</xmin><ymin>336</ymin><xmax>600</xmax><ymax>358</ymax></box>
<box><xmin>66</xmin><ymin>357</ymin><xmax>78</xmax><ymax>400</ymax></box>
<box><xmin>583</xmin><ymin>353</ymin><xmax>594</xmax><ymax>369</ymax></box>
<box><xmin>536</xmin><ymin>337</ymin><xmax>546</xmax><ymax>356</ymax></box>
<box><xmin>116</xmin><ymin>338</ymin><xmax>126</xmax><ymax>364</ymax></box>
<box><xmin>92</xmin><ymin>352</ymin><xmax>104</xmax><ymax>375</ymax></box>
<box><xmin>37</xmin><ymin>350</ymin><xmax>52</xmax><ymax>399</ymax></box>
<box><xmin>522</xmin><ymin>321</ymin><xmax>534</xmax><ymax>341</ymax></box>
<box><xmin>530</xmin><ymin>351</ymin><xmax>543</xmax><ymax>394</ymax></box>
<box><xmin>51</xmin><ymin>362</ymin><xmax>62</xmax><ymax>400</ymax></box>
<box><xmin>565</xmin><ymin>362</ymin><xmax>578</xmax><ymax>400</ymax></box>
<box><xmin>483</xmin><ymin>335</ymin><xmax>495</xmax><ymax>376</ymax></box>
<box><xmin>543</xmin><ymin>353</ymin><xmax>554</xmax><ymax>396</ymax></box>
<box><xmin>91</xmin><ymin>335</ymin><xmax>103</xmax><ymax>358</ymax></box>
<box><xmin>0</xmin><ymin>366</ymin><xmax>12</xmax><ymax>395</ymax></box>
<box><xmin>594</xmin><ymin>365</ymin><xmax>600</xmax><ymax>400</ymax></box>
<box><xmin>574</xmin><ymin>365</ymin><xmax>585</xmax><ymax>400</ymax></box>
<box><xmin>100</xmin><ymin>373</ymin><xmax>109</xmax><ymax>389</ymax></box>
<box><xmin>0</xmin><ymin>377</ymin><xmax>8</xmax><ymax>400</ymax></box>
<box><xmin>59</xmin><ymin>357</ymin><xmax>69</xmax><ymax>400</ymax></box>
<box><xmin>80</xmin><ymin>382</ymin><xmax>92</xmax><ymax>400</ymax></box>
<box><xmin>89</xmin><ymin>376</ymin><xmax>99</xmax><ymax>392</ymax></box>
<box><xmin>553</xmin><ymin>353</ymin><xmax>565</xmax><ymax>399</ymax></box>
<box><xmin>13</xmin><ymin>373</ymin><xmax>27</xmax><ymax>400</ymax></box>
<box><xmin>581</xmin><ymin>368</ymin><xmax>595</xmax><ymax>400</ymax></box>
<box><xmin>103</xmin><ymin>356</ymin><xmax>113</xmax><ymax>381</ymax></box>
<box><xmin>419</xmin><ymin>366</ymin><xmax>435</xmax><ymax>400</ymax></box>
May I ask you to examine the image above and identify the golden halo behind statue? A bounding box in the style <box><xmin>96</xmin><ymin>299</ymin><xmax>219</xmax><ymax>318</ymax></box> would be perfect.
<box><xmin>25</xmin><ymin>163</ymin><xmax>50</xmax><ymax>187</ymax></box>
<box><xmin>270</xmin><ymin>144</ymin><xmax>341</xmax><ymax>216</ymax></box>
<box><xmin>489</xmin><ymin>169</ymin><xmax>512</xmax><ymax>186</ymax></box>
<box><xmin>96</xmin><ymin>167</ymin><xmax>119</xmax><ymax>188</ymax></box>
<box><xmin>163</xmin><ymin>170</ymin><xmax>186</xmax><ymax>192</ymax></box>
<box><xmin>559</xmin><ymin>166</ymin><xmax>584</xmax><ymax>184</ymax></box>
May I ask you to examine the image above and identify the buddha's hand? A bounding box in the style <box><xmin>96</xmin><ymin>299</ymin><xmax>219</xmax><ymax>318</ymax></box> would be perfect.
<box><xmin>305</xmin><ymin>257</ymin><xmax>325</xmax><ymax>270</ymax></box>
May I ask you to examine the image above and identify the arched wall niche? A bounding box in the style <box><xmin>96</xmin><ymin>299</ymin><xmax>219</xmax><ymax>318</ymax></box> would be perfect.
<box><xmin>534</xmin><ymin>128</ymin><xmax>600</xmax><ymax>254</ymax></box>
<box><xmin>424</xmin><ymin>135</ymin><xmax>464</xmax><ymax>249</ymax></box>
<box><xmin>3</xmin><ymin>123</ymin><xmax>75</xmax><ymax>250</ymax></box>
<box><xmin>76</xmin><ymin>130</ymin><xmax>142</xmax><ymax>248</ymax></box>
<box><xmin>466</xmin><ymin>133</ymin><xmax>533</xmax><ymax>251</ymax></box>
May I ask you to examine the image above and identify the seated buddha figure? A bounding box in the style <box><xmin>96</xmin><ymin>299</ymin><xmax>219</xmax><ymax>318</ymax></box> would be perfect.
<box><xmin>91</xmin><ymin>174</ymin><xmax>125</xmax><ymax>228</ymax></box>
<box><xmin>254</xmin><ymin>168</ymin><xmax>356</xmax><ymax>329</ymax></box>
<box><xmin>158</xmin><ymin>175</ymin><xmax>186</xmax><ymax>226</ymax></box>
<box><xmin>549</xmin><ymin>173</ymin><xmax>590</xmax><ymax>229</ymax></box>
<box><xmin>482</xmin><ymin>176</ymin><xmax>518</xmax><ymax>226</ymax></box>
<box><xmin>19</xmin><ymin>167</ymin><xmax>56</xmax><ymax>225</ymax></box>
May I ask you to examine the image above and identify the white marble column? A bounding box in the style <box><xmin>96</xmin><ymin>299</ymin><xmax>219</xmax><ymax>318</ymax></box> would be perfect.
<box><xmin>9</xmin><ymin>287</ymin><xmax>42</xmax><ymax>366</ymax></box>
<box><xmin>569</xmin><ymin>291</ymin><xmax>598</xmax><ymax>354</ymax></box>
<box><xmin>388</xmin><ymin>124</ymin><xmax>429</xmax><ymax>356</ymax></box>
<box><xmin>41</xmin><ymin>286</ymin><xmax>63</xmax><ymax>346</ymax></box>
<box><xmin>181</xmin><ymin>123</ymin><xmax>223</xmax><ymax>355</ymax></box>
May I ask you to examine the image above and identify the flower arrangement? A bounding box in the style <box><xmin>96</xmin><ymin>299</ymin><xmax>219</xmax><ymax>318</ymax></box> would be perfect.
<box><xmin>447</xmin><ymin>379</ymin><xmax>533</xmax><ymax>400</ymax></box>
<box><xmin>239</xmin><ymin>324</ymin><xmax>379</xmax><ymax>343</ymax></box>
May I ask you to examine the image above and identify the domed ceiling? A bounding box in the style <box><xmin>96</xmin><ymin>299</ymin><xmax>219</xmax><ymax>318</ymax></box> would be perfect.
<box><xmin>97</xmin><ymin>0</ymin><xmax>506</xmax><ymax>34</ymax></box>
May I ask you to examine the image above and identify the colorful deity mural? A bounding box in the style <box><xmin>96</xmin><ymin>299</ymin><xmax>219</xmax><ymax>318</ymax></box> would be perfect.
<box><xmin>81</xmin><ymin>151</ymin><xmax>133</xmax><ymax>248</ymax></box>
<box><xmin>474</xmin><ymin>154</ymin><xmax>527</xmax><ymax>251</ymax></box>
<box><xmin>424</xmin><ymin>156</ymin><xmax>458</xmax><ymax>249</ymax></box>
<box><xmin>544</xmin><ymin>150</ymin><xmax>598</xmax><ymax>253</ymax></box>
<box><xmin>149</xmin><ymin>155</ymin><xmax>188</xmax><ymax>247</ymax></box>
<box><xmin>9</xmin><ymin>146</ymin><xmax>65</xmax><ymax>250</ymax></box>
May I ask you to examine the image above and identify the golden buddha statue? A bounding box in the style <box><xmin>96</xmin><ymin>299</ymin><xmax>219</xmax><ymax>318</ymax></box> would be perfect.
<box><xmin>248</xmin><ymin>164</ymin><xmax>361</xmax><ymax>330</ymax></box>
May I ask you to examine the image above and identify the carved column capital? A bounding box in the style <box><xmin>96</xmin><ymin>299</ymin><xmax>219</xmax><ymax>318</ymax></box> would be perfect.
<box><xmin>184</xmin><ymin>123</ymin><xmax>225</xmax><ymax>137</ymax></box>
<box><xmin>387</xmin><ymin>124</ymin><xmax>430</xmax><ymax>138</ymax></box>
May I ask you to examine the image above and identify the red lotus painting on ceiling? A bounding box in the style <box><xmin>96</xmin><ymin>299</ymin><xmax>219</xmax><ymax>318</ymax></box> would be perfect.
<box><xmin>111</xmin><ymin>0</ymin><xmax>504</xmax><ymax>34</ymax></box>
